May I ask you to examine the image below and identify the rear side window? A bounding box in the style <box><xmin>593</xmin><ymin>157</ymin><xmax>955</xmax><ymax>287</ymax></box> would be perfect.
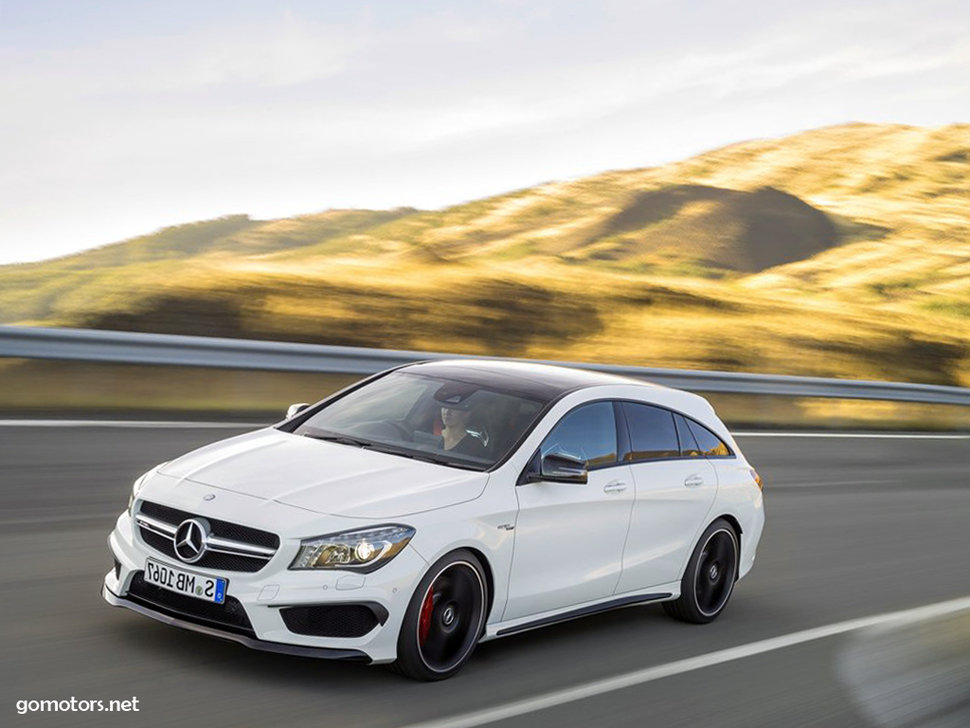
<box><xmin>674</xmin><ymin>414</ymin><xmax>702</xmax><ymax>457</ymax></box>
<box><xmin>621</xmin><ymin>403</ymin><xmax>679</xmax><ymax>461</ymax></box>
<box><xmin>541</xmin><ymin>402</ymin><xmax>617</xmax><ymax>468</ymax></box>
<box><xmin>685</xmin><ymin>418</ymin><xmax>732</xmax><ymax>457</ymax></box>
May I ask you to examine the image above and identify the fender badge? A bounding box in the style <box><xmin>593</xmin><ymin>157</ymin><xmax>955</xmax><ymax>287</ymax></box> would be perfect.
<box><xmin>203</xmin><ymin>494</ymin><xmax>216</xmax><ymax>501</ymax></box>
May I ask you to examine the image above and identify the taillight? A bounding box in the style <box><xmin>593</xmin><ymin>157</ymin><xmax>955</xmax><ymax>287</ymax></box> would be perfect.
<box><xmin>749</xmin><ymin>468</ymin><xmax>763</xmax><ymax>489</ymax></box>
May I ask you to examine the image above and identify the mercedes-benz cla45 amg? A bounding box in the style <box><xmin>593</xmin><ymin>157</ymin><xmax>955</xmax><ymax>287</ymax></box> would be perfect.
<box><xmin>104</xmin><ymin>360</ymin><xmax>765</xmax><ymax>680</ymax></box>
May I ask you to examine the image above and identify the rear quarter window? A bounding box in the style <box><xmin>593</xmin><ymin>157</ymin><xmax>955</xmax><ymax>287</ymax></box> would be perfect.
<box><xmin>685</xmin><ymin>418</ymin><xmax>732</xmax><ymax>457</ymax></box>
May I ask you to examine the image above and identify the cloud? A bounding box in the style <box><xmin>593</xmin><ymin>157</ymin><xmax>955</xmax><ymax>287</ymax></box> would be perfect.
<box><xmin>1</xmin><ymin>0</ymin><xmax>969</xmax><ymax>263</ymax></box>
<box><xmin>1</xmin><ymin>14</ymin><xmax>367</xmax><ymax>99</ymax></box>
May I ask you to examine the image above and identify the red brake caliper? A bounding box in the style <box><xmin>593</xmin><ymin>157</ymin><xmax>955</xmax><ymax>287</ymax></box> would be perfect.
<box><xmin>419</xmin><ymin>588</ymin><xmax>435</xmax><ymax>645</ymax></box>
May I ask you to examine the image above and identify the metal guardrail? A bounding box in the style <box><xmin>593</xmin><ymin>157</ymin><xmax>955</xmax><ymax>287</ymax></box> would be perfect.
<box><xmin>2</xmin><ymin>325</ymin><xmax>970</xmax><ymax>406</ymax></box>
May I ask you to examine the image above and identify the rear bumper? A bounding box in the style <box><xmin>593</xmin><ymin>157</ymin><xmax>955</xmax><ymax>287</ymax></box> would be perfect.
<box><xmin>102</xmin><ymin>584</ymin><xmax>371</xmax><ymax>662</ymax></box>
<box><xmin>737</xmin><ymin>489</ymin><xmax>765</xmax><ymax>580</ymax></box>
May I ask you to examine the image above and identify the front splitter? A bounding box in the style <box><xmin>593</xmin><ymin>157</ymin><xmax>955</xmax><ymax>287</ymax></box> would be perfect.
<box><xmin>102</xmin><ymin>584</ymin><xmax>371</xmax><ymax>663</ymax></box>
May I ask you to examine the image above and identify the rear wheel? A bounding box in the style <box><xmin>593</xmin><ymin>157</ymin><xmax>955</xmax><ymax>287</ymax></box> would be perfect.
<box><xmin>391</xmin><ymin>550</ymin><xmax>487</xmax><ymax>681</ymax></box>
<box><xmin>664</xmin><ymin>519</ymin><xmax>739</xmax><ymax>624</ymax></box>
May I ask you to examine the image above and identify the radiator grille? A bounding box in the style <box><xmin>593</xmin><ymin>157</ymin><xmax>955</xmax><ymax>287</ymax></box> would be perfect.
<box><xmin>136</xmin><ymin>500</ymin><xmax>279</xmax><ymax>573</ymax></box>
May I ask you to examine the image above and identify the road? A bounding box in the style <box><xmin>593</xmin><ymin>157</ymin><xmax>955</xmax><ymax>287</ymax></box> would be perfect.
<box><xmin>1</xmin><ymin>424</ymin><xmax>968</xmax><ymax>727</ymax></box>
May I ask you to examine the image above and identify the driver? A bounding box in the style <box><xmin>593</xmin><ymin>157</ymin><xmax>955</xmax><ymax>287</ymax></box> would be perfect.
<box><xmin>440</xmin><ymin>400</ymin><xmax>488</xmax><ymax>458</ymax></box>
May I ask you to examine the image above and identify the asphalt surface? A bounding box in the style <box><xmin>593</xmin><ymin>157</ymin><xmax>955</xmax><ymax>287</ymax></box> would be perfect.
<box><xmin>2</xmin><ymin>425</ymin><xmax>969</xmax><ymax>728</ymax></box>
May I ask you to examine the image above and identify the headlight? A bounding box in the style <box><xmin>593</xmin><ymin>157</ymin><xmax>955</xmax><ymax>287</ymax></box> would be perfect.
<box><xmin>290</xmin><ymin>525</ymin><xmax>416</xmax><ymax>572</ymax></box>
<box><xmin>128</xmin><ymin>464</ymin><xmax>165</xmax><ymax>514</ymax></box>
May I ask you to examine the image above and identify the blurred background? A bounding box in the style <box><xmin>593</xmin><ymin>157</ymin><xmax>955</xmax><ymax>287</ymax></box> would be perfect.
<box><xmin>1</xmin><ymin>2</ymin><xmax>969</xmax><ymax>727</ymax></box>
<box><xmin>1</xmin><ymin>0</ymin><xmax>970</xmax><ymax>428</ymax></box>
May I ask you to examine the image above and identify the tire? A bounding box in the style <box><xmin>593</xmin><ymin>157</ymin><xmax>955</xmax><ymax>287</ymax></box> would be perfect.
<box><xmin>663</xmin><ymin>519</ymin><xmax>739</xmax><ymax>624</ymax></box>
<box><xmin>390</xmin><ymin>550</ymin><xmax>488</xmax><ymax>681</ymax></box>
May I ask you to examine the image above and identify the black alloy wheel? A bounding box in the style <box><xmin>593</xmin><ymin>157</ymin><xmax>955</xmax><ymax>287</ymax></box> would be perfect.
<box><xmin>392</xmin><ymin>550</ymin><xmax>487</xmax><ymax>681</ymax></box>
<box><xmin>664</xmin><ymin>519</ymin><xmax>739</xmax><ymax>624</ymax></box>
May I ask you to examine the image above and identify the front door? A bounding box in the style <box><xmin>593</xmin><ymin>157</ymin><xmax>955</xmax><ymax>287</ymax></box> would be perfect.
<box><xmin>503</xmin><ymin>401</ymin><xmax>635</xmax><ymax>621</ymax></box>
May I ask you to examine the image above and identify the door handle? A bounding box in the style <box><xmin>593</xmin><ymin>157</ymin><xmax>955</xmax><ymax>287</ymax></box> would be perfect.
<box><xmin>604</xmin><ymin>480</ymin><xmax>628</xmax><ymax>493</ymax></box>
<box><xmin>684</xmin><ymin>474</ymin><xmax>705</xmax><ymax>487</ymax></box>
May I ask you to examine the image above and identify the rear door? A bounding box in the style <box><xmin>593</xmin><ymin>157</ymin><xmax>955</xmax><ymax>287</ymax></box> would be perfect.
<box><xmin>504</xmin><ymin>401</ymin><xmax>635</xmax><ymax>621</ymax></box>
<box><xmin>614</xmin><ymin>404</ymin><xmax>718</xmax><ymax>593</ymax></box>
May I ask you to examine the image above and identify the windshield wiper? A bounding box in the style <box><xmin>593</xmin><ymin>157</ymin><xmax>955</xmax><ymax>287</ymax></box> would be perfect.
<box><xmin>304</xmin><ymin>433</ymin><xmax>485</xmax><ymax>470</ymax></box>
<box><xmin>360</xmin><ymin>443</ymin><xmax>484</xmax><ymax>471</ymax></box>
<box><xmin>399</xmin><ymin>451</ymin><xmax>484</xmax><ymax>470</ymax></box>
<box><xmin>303</xmin><ymin>433</ymin><xmax>372</xmax><ymax>449</ymax></box>
<box><xmin>421</xmin><ymin>457</ymin><xmax>484</xmax><ymax>471</ymax></box>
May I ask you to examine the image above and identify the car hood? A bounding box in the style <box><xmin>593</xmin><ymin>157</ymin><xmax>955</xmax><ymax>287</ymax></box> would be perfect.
<box><xmin>158</xmin><ymin>428</ymin><xmax>489</xmax><ymax>519</ymax></box>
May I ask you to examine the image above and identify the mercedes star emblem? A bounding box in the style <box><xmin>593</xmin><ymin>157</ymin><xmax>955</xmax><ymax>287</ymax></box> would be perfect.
<box><xmin>173</xmin><ymin>518</ymin><xmax>209</xmax><ymax>563</ymax></box>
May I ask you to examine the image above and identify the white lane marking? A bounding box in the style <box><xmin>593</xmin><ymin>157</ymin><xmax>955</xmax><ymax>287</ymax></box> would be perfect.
<box><xmin>771</xmin><ymin>479</ymin><xmax>894</xmax><ymax>488</ymax></box>
<box><xmin>0</xmin><ymin>514</ymin><xmax>117</xmax><ymax>527</ymax></box>
<box><xmin>0</xmin><ymin>419</ymin><xmax>268</xmax><ymax>428</ymax></box>
<box><xmin>734</xmin><ymin>432</ymin><xmax>970</xmax><ymax>439</ymax></box>
<box><xmin>400</xmin><ymin>595</ymin><xmax>970</xmax><ymax>728</ymax></box>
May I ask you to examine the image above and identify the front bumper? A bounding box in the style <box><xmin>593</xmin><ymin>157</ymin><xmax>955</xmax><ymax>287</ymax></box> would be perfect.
<box><xmin>104</xmin><ymin>500</ymin><xmax>429</xmax><ymax>664</ymax></box>
<box><xmin>102</xmin><ymin>584</ymin><xmax>370</xmax><ymax>661</ymax></box>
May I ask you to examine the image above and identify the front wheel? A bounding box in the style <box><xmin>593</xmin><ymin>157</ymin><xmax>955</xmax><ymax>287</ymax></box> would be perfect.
<box><xmin>664</xmin><ymin>519</ymin><xmax>739</xmax><ymax>624</ymax></box>
<box><xmin>391</xmin><ymin>550</ymin><xmax>488</xmax><ymax>681</ymax></box>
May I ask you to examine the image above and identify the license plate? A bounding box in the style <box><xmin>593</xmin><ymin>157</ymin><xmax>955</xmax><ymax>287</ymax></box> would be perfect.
<box><xmin>144</xmin><ymin>558</ymin><xmax>227</xmax><ymax>604</ymax></box>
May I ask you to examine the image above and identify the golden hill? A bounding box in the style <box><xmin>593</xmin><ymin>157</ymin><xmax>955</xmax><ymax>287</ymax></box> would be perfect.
<box><xmin>1</xmin><ymin>122</ymin><xmax>968</xmax><ymax>386</ymax></box>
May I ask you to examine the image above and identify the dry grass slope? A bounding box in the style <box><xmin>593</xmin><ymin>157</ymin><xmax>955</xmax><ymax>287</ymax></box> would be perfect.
<box><xmin>1</xmin><ymin>122</ymin><xmax>968</xmax><ymax>386</ymax></box>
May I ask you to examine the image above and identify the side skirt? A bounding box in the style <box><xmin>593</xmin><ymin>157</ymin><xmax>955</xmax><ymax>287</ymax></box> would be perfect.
<box><xmin>494</xmin><ymin>592</ymin><xmax>672</xmax><ymax>638</ymax></box>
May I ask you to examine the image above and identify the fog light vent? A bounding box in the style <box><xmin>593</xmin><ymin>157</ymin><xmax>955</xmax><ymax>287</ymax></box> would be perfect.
<box><xmin>281</xmin><ymin>604</ymin><xmax>385</xmax><ymax>638</ymax></box>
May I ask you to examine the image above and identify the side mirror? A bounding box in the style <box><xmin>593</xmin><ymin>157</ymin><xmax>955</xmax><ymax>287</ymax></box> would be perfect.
<box><xmin>530</xmin><ymin>452</ymin><xmax>588</xmax><ymax>484</ymax></box>
<box><xmin>286</xmin><ymin>403</ymin><xmax>311</xmax><ymax>419</ymax></box>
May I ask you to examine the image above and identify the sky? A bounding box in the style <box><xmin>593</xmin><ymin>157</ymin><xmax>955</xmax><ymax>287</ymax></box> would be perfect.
<box><xmin>0</xmin><ymin>0</ymin><xmax>968</xmax><ymax>265</ymax></box>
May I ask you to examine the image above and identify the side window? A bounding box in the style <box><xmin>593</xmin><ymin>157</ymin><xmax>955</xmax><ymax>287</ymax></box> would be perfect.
<box><xmin>540</xmin><ymin>402</ymin><xmax>617</xmax><ymax>468</ymax></box>
<box><xmin>621</xmin><ymin>403</ymin><xmax>679</xmax><ymax>461</ymax></box>
<box><xmin>674</xmin><ymin>414</ymin><xmax>702</xmax><ymax>457</ymax></box>
<box><xmin>686</xmin><ymin>418</ymin><xmax>732</xmax><ymax>457</ymax></box>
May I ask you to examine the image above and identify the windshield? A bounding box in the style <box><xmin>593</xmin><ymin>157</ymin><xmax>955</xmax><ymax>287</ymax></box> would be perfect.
<box><xmin>291</xmin><ymin>371</ymin><xmax>550</xmax><ymax>470</ymax></box>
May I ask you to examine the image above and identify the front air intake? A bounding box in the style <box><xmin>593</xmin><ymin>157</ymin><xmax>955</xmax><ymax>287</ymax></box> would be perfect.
<box><xmin>281</xmin><ymin>604</ymin><xmax>386</xmax><ymax>638</ymax></box>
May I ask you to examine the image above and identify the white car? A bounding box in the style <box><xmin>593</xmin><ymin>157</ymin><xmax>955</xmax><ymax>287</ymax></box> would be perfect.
<box><xmin>104</xmin><ymin>360</ymin><xmax>765</xmax><ymax>680</ymax></box>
